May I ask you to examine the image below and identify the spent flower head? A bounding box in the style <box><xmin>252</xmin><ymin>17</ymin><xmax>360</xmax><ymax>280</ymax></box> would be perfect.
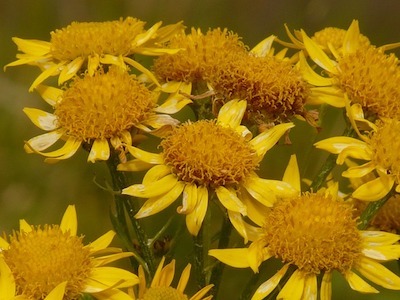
<box><xmin>0</xmin><ymin>205</ymin><xmax>138</xmax><ymax>300</ymax></box>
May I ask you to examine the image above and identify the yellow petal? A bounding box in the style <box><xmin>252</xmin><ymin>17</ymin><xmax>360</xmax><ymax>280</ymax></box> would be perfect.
<box><xmin>83</xmin><ymin>267</ymin><xmax>139</xmax><ymax>293</ymax></box>
<box><xmin>178</xmin><ymin>183</ymin><xmax>198</xmax><ymax>214</ymax></box>
<box><xmin>44</xmin><ymin>281</ymin><xmax>67</xmax><ymax>300</ymax></box>
<box><xmin>352</xmin><ymin>176</ymin><xmax>394</xmax><ymax>201</ymax></box>
<box><xmin>362</xmin><ymin>244</ymin><xmax>400</xmax><ymax>261</ymax></box>
<box><xmin>88</xmin><ymin>53</ymin><xmax>100</xmax><ymax>76</ymax></box>
<box><xmin>134</xmin><ymin>181</ymin><xmax>185</xmax><ymax>218</ymax></box>
<box><xmin>302</xmin><ymin>274</ymin><xmax>317</xmax><ymax>300</ymax></box>
<box><xmin>240</xmin><ymin>189</ymin><xmax>270</xmax><ymax>227</ymax></box>
<box><xmin>250</xmin><ymin>35</ymin><xmax>276</xmax><ymax>57</ymax></box>
<box><xmin>36</xmin><ymin>84</ymin><xmax>63</xmax><ymax>106</ymax></box>
<box><xmin>344</xmin><ymin>270</ymin><xmax>379</xmax><ymax>293</ymax></box>
<box><xmin>208</xmin><ymin>248</ymin><xmax>251</xmax><ymax>268</ymax></box>
<box><xmin>186</xmin><ymin>185</ymin><xmax>208</xmax><ymax>236</ymax></box>
<box><xmin>283</xmin><ymin>154</ymin><xmax>301</xmax><ymax>193</ymax></box>
<box><xmin>143</xmin><ymin>164</ymin><xmax>172</xmax><ymax>185</ymax></box>
<box><xmin>299</xmin><ymin>52</ymin><xmax>334</xmax><ymax>86</ymax></box>
<box><xmin>342</xmin><ymin>161</ymin><xmax>375</xmax><ymax>178</ymax></box>
<box><xmin>91</xmin><ymin>288</ymin><xmax>134</xmax><ymax>300</ymax></box>
<box><xmin>60</xmin><ymin>205</ymin><xmax>77</xmax><ymax>236</ymax></box>
<box><xmin>125</xmin><ymin>145</ymin><xmax>164</xmax><ymax>164</ymax></box>
<box><xmin>0</xmin><ymin>258</ymin><xmax>15</xmax><ymax>298</ymax></box>
<box><xmin>320</xmin><ymin>272</ymin><xmax>332</xmax><ymax>300</ymax></box>
<box><xmin>362</xmin><ymin>231</ymin><xmax>400</xmax><ymax>246</ymax></box>
<box><xmin>23</xmin><ymin>107</ymin><xmax>58</xmax><ymax>131</ymax></box>
<box><xmin>251</xmin><ymin>264</ymin><xmax>290</xmax><ymax>300</ymax></box>
<box><xmin>301</xmin><ymin>30</ymin><xmax>338</xmax><ymax>74</ymax></box>
<box><xmin>217</xmin><ymin>99</ymin><xmax>246</xmax><ymax>129</ymax></box>
<box><xmin>12</xmin><ymin>37</ymin><xmax>51</xmax><ymax>55</ymax></box>
<box><xmin>19</xmin><ymin>219</ymin><xmax>33</xmax><ymax>233</ymax></box>
<box><xmin>159</xmin><ymin>260</ymin><xmax>175</xmax><ymax>287</ymax></box>
<box><xmin>176</xmin><ymin>264</ymin><xmax>191</xmax><ymax>292</ymax></box>
<box><xmin>0</xmin><ymin>236</ymin><xmax>10</xmax><ymax>249</ymax></box>
<box><xmin>190</xmin><ymin>284</ymin><xmax>214</xmax><ymax>300</ymax></box>
<box><xmin>261</xmin><ymin>178</ymin><xmax>298</xmax><ymax>198</ymax></box>
<box><xmin>123</xmin><ymin>174</ymin><xmax>178</xmax><ymax>198</ymax></box>
<box><xmin>151</xmin><ymin>257</ymin><xmax>166</xmax><ymax>287</ymax></box>
<box><xmin>87</xmin><ymin>138</ymin><xmax>110</xmax><ymax>163</ymax></box>
<box><xmin>343</xmin><ymin>20</ymin><xmax>360</xmax><ymax>54</ymax></box>
<box><xmin>40</xmin><ymin>137</ymin><xmax>81</xmax><ymax>160</ymax></box>
<box><xmin>123</xmin><ymin>56</ymin><xmax>160</xmax><ymax>86</ymax></box>
<box><xmin>228</xmin><ymin>210</ymin><xmax>248</xmax><ymax>243</ymax></box>
<box><xmin>242</xmin><ymin>174</ymin><xmax>277</xmax><ymax>207</ymax></box>
<box><xmin>277</xmin><ymin>269</ymin><xmax>305</xmax><ymax>300</ymax></box>
<box><xmin>144</xmin><ymin>114</ymin><xmax>180</xmax><ymax>129</ymax></box>
<box><xmin>215</xmin><ymin>186</ymin><xmax>247</xmax><ymax>215</ymax></box>
<box><xmin>24</xmin><ymin>130</ymin><xmax>64</xmax><ymax>153</ymax></box>
<box><xmin>250</xmin><ymin>122</ymin><xmax>294</xmax><ymax>157</ymax></box>
<box><xmin>29</xmin><ymin>63</ymin><xmax>62</xmax><ymax>91</ymax></box>
<box><xmin>160</xmin><ymin>81</ymin><xmax>185</xmax><ymax>93</ymax></box>
<box><xmin>309</xmin><ymin>86</ymin><xmax>345</xmax><ymax>107</ymax></box>
<box><xmin>59</xmin><ymin>57</ymin><xmax>84</xmax><ymax>84</ymax></box>
<box><xmin>133</xmin><ymin>21</ymin><xmax>162</xmax><ymax>46</ymax></box>
<box><xmin>86</xmin><ymin>230</ymin><xmax>116</xmax><ymax>253</ymax></box>
<box><xmin>117</xmin><ymin>159</ymin><xmax>154</xmax><ymax>172</ymax></box>
<box><xmin>356</xmin><ymin>257</ymin><xmax>400</xmax><ymax>290</ymax></box>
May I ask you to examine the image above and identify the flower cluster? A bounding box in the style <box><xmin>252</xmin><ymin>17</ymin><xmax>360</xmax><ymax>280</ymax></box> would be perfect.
<box><xmin>3</xmin><ymin>17</ymin><xmax>400</xmax><ymax>300</ymax></box>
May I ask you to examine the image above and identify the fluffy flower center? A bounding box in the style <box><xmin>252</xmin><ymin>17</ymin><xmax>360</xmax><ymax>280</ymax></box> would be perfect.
<box><xmin>369</xmin><ymin>119</ymin><xmax>400</xmax><ymax>184</ymax></box>
<box><xmin>153</xmin><ymin>28</ymin><xmax>247</xmax><ymax>83</ymax></box>
<box><xmin>337</xmin><ymin>46</ymin><xmax>400</xmax><ymax>119</ymax></box>
<box><xmin>209</xmin><ymin>54</ymin><xmax>309</xmax><ymax>123</ymax></box>
<box><xmin>54</xmin><ymin>68</ymin><xmax>155</xmax><ymax>142</ymax></box>
<box><xmin>50</xmin><ymin>17</ymin><xmax>145</xmax><ymax>60</ymax></box>
<box><xmin>3</xmin><ymin>225</ymin><xmax>92</xmax><ymax>299</ymax></box>
<box><xmin>161</xmin><ymin>120</ymin><xmax>259</xmax><ymax>187</ymax></box>
<box><xmin>262</xmin><ymin>193</ymin><xmax>362</xmax><ymax>274</ymax></box>
<box><xmin>312</xmin><ymin>27</ymin><xmax>370</xmax><ymax>51</ymax></box>
<box><xmin>143</xmin><ymin>286</ymin><xmax>188</xmax><ymax>300</ymax></box>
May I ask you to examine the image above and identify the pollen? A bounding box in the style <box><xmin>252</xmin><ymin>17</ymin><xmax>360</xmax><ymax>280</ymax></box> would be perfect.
<box><xmin>336</xmin><ymin>45</ymin><xmax>400</xmax><ymax>119</ymax></box>
<box><xmin>152</xmin><ymin>28</ymin><xmax>247</xmax><ymax>83</ymax></box>
<box><xmin>54</xmin><ymin>67</ymin><xmax>156</xmax><ymax>142</ymax></box>
<box><xmin>2</xmin><ymin>225</ymin><xmax>92</xmax><ymax>299</ymax></box>
<box><xmin>369</xmin><ymin>119</ymin><xmax>400</xmax><ymax>185</ymax></box>
<box><xmin>209</xmin><ymin>54</ymin><xmax>310</xmax><ymax>124</ymax></box>
<box><xmin>262</xmin><ymin>193</ymin><xmax>362</xmax><ymax>274</ymax></box>
<box><xmin>143</xmin><ymin>286</ymin><xmax>188</xmax><ymax>300</ymax></box>
<box><xmin>161</xmin><ymin>120</ymin><xmax>259</xmax><ymax>187</ymax></box>
<box><xmin>312</xmin><ymin>27</ymin><xmax>370</xmax><ymax>51</ymax></box>
<box><xmin>50</xmin><ymin>17</ymin><xmax>145</xmax><ymax>61</ymax></box>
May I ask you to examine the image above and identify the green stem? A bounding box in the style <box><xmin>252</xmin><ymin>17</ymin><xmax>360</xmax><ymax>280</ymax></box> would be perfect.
<box><xmin>193</xmin><ymin>226</ymin><xmax>206</xmax><ymax>288</ymax></box>
<box><xmin>358</xmin><ymin>190</ymin><xmax>394</xmax><ymax>230</ymax></box>
<box><xmin>106</xmin><ymin>152</ymin><xmax>156</xmax><ymax>279</ymax></box>
<box><xmin>308</xmin><ymin>153</ymin><xmax>337</xmax><ymax>192</ymax></box>
<box><xmin>239</xmin><ymin>272</ymin><xmax>261</xmax><ymax>300</ymax></box>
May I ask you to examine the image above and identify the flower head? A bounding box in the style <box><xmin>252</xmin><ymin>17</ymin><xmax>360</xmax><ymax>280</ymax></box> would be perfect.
<box><xmin>130</xmin><ymin>257</ymin><xmax>213</xmax><ymax>300</ymax></box>
<box><xmin>0</xmin><ymin>205</ymin><xmax>138</xmax><ymax>300</ymax></box>
<box><xmin>24</xmin><ymin>67</ymin><xmax>184</xmax><ymax>163</ymax></box>
<box><xmin>315</xmin><ymin>103</ymin><xmax>400</xmax><ymax>201</ymax></box>
<box><xmin>209</xmin><ymin>156</ymin><xmax>400</xmax><ymax>299</ymax></box>
<box><xmin>118</xmin><ymin>99</ymin><xmax>296</xmax><ymax>237</ymax></box>
<box><xmin>5</xmin><ymin>17</ymin><xmax>184</xmax><ymax>90</ymax></box>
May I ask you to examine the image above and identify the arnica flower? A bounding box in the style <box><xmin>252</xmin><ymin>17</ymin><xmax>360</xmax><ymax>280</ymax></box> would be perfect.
<box><xmin>0</xmin><ymin>205</ymin><xmax>138</xmax><ymax>300</ymax></box>
<box><xmin>315</xmin><ymin>102</ymin><xmax>400</xmax><ymax>201</ymax></box>
<box><xmin>23</xmin><ymin>67</ymin><xmax>185</xmax><ymax>163</ymax></box>
<box><xmin>152</xmin><ymin>27</ymin><xmax>248</xmax><ymax>98</ymax></box>
<box><xmin>207</xmin><ymin>41</ymin><xmax>312</xmax><ymax>127</ymax></box>
<box><xmin>209</xmin><ymin>156</ymin><xmax>400</xmax><ymax>300</ymax></box>
<box><xmin>129</xmin><ymin>257</ymin><xmax>213</xmax><ymax>300</ymax></box>
<box><xmin>5</xmin><ymin>17</ymin><xmax>184</xmax><ymax>91</ymax></box>
<box><xmin>299</xmin><ymin>20</ymin><xmax>400</xmax><ymax>118</ymax></box>
<box><xmin>118</xmin><ymin>99</ymin><xmax>296</xmax><ymax>237</ymax></box>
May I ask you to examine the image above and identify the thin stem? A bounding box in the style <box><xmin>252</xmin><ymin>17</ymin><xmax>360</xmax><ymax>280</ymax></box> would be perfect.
<box><xmin>239</xmin><ymin>272</ymin><xmax>261</xmax><ymax>300</ymax></box>
<box><xmin>308</xmin><ymin>153</ymin><xmax>337</xmax><ymax>192</ymax></box>
<box><xmin>193</xmin><ymin>226</ymin><xmax>206</xmax><ymax>288</ymax></box>
<box><xmin>358</xmin><ymin>190</ymin><xmax>394</xmax><ymax>230</ymax></box>
<box><xmin>106</xmin><ymin>152</ymin><xmax>156</xmax><ymax>279</ymax></box>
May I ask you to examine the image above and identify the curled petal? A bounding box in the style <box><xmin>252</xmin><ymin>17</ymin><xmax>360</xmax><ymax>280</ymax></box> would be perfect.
<box><xmin>352</xmin><ymin>176</ymin><xmax>394</xmax><ymax>201</ymax></box>
<box><xmin>251</xmin><ymin>264</ymin><xmax>290</xmax><ymax>300</ymax></box>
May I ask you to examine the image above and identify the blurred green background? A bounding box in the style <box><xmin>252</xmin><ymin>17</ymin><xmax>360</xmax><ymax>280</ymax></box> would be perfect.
<box><xmin>1</xmin><ymin>0</ymin><xmax>400</xmax><ymax>299</ymax></box>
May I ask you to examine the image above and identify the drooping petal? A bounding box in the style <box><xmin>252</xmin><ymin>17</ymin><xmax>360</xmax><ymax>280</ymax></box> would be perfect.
<box><xmin>59</xmin><ymin>57</ymin><xmax>85</xmax><ymax>84</ymax></box>
<box><xmin>240</xmin><ymin>189</ymin><xmax>270</xmax><ymax>228</ymax></box>
<box><xmin>60</xmin><ymin>205</ymin><xmax>77</xmax><ymax>236</ymax></box>
<box><xmin>217</xmin><ymin>99</ymin><xmax>246</xmax><ymax>129</ymax></box>
<box><xmin>215</xmin><ymin>186</ymin><xmax>247</xmax><ymax>215</ymax></box>
<box><xmin>228</xmin><ymin>210</ymin><xmax>248</xmax><ymax>243</ymax></box>
<box><xmin>88</xmin><ymin>138</ymin><xmax>110</xmax><ymax>163</ymax></box>
<box><xmin>142</xmin><ymin>164</ymin><xmax>172</xmax><ymax>185</ymax></box>
<box><xmin>125</xmin><ymin>145</ymin><xmax>164</xmax><ymax>164</ymax></box>
<box><xmin>144</xmin><ymin>114</ymin><xmax>180</xmax><ymax>129</ymax></box>
<box><xmin>344</xmin><ymin>270</ymin><xmax>379</xmax><ymax>293</ymax></box>
<box><xmin>320</xmin><ymin>272</ymin><xmax>332</xmax><ymax>300</ymax></box>
<box><xmin>83</xmin><ymin>267</ymin><xmax>139</xmax><ymax>293</ymax></box>
<box><xmin>123</xmin><ymin>56</ymin><xmax>160</xmax><ymax>86</ymax></box>
<box><xmin>123</xmin><ymin>174</ymin><xmax>178</xmax><ymax>198</ymax></box>
<box><xmin>23</xmin><ymin>108</ymin><xmax>58</xmax><ymax>131</ymax></box>
<box><xmin>44</xmin><ymin>281</ymin><xmax>67</xmax><ymax>300</ymax></box>
<box><xmin>178</xmin><ymin>183</ymin><xmax>198</xmax><ymax>214</ymax></box>
<box><xmin>242</xmin><ymin>174</ymin><xmax>277</xmax><ymax>207</ymax></box>
<box><xmin>250</xmin><ymin>122</ymin><xmax>295</xmax><ymax>157</ymax></box>
<box><xmin>342</xmin><ymin>161</ymin><xmax>375</xmax><ymax>178</ymax></box>
<box><xmin>277</xmin><ymin>269</ymin><xmax>305</xmax><ymax>299</ymax></box>
<box><xmin>208</xmin><ymin>248</ymin><xmax>251</xmax><ymax>268</ymax></box>
<box><xmin>308</xmin><ymin>86</ymin><xmax>346</xmax><ymax>107</ymax></box>
<box><xmin>251</xmin><ymin>264</ymin><xmax>290</xmax><ymax>300</ymax></box>
<box><xmin>302</xmin><ymin>274</ymin><xmax>317</xmax><ymax>300</ymax></box>
<box><xmin>117</xmin><ymin>159</ymin><xmax>154</xmax><ymax>172</ymax></box>
<box><xmin>36</xmin><ymin>84</ymin><xmax>63</xmax><ymax>106</ymax></box>
<box><xmin>352</xmin><ymin>176</ymin><xmax>395</xmax><ymax>201</ymax></box>
<box><xmin>298</xmin><ymin>52</ymin><xmax>334</xmax><ymax>87</ymax></box>
<box><xmin>42</xmin><ymin>138</ymin><xmax>82</xmax><ymax>161</ymax></box>
<box><xmin>29</xmin><ymin>63</ymin><xmax>62</xmax><ymax>91</ymax></box>
<box><xmin>134</xmin><ymin>181</ymin><xmax>185</xmax><ymax>218</ymax></box>
<box><xmin>362</xmin><ymin>244</ymin><xmax>400</xmax><ymax>261</ymax></box>
<box><xmin>24</xmin><ymin>130</ymin><xmax>64</xmax><ymax>153</ymax></box>
<box><xmin>355</xmin><ymin>257</ymin><xmax>400</xmax><ymax>290</ymax></box>
<box><xmin>92</xmin><ymin>288</ymin><xmax>135</xmax><ymax>300</ymax></box>
<box><xmin>186</xmin><ymin>186</ymin><xmax>208</xmax><ymax>236</ymax></box>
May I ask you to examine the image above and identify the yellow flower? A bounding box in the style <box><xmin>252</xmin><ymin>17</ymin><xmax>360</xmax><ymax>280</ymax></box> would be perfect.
<box><xmin>0</xmin><ymin>205</ymin><xmax>138</xmax><ymax>300</ymax></box>
<box><xmin>118</xmin><ymin>99</ymin><xmax>296</xmax><ymax>237</ymax></box>
<box><xmin>299</xmin><ymin>20</ymin><xmax>400</xmax><ymax>118</ymax></box>
<box><xmin>209</xmin><ymin>156</ymin><xmax>400</xmax><ymax>299</ymax></box>
<box><xmin>126</xmin><ymin>257</ymin><xmax>213</xmax><ymax>300</ymax></box>
<box><xmin>315</xmin><ymin>102</ymin><xmax>400</xmax><ymax>201</ymax></box>
<box><xmin>24</xmin><ymin>67</ymin><xmax>186</xmax><ymax>163</ymax></box>
<box><xmin>5</xmin><ymin>17</ymin><xmax>184</xmax><ymax>91</ymax></box>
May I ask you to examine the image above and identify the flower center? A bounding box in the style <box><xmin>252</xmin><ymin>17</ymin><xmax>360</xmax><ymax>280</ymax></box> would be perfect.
<box><xmin>369</xmin><ymin>119</ymin><xmax>400</xmax><ymax>184</ymax></box>
<box><xmin>153</xmin><ymin>28</ymin><xmax>247</xmax><ymax>83</ymax></box>
<box><xmin>337</xmin><ymin>46</ymin><xmax>400</xmax><ymax>119</ymax></box>
<box><xmin>262</xmin><ymin>193</ymin><xmax>362</xmax><ymax>274</ymax></box>
<box><xmin>209</xmin><ymin>54</ymin><xmax>309</xmax><ymax>124</ymax></box>
<box><xmin>161</xmin><ymin>120</ymin><xmax>259</xmax><ymax>187</ymax></box>
<box><xmin>143</xmin><ymin>286</ymin><xmax>188</xmax><ymax>300</ymax></box>
<box><xmin>3</xmin><ymin>225</ymin><xmax>92</xmax><ymax>299</ymax></box>
<box><xmin>54</xmin><ymin>67</ymin><xmax>156</xmax><ymax>142</ymax></box>
<box><xmin>50</xmin><ymin>17</ymin><xmax>145</xmax><ymax>60</ymax></box>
